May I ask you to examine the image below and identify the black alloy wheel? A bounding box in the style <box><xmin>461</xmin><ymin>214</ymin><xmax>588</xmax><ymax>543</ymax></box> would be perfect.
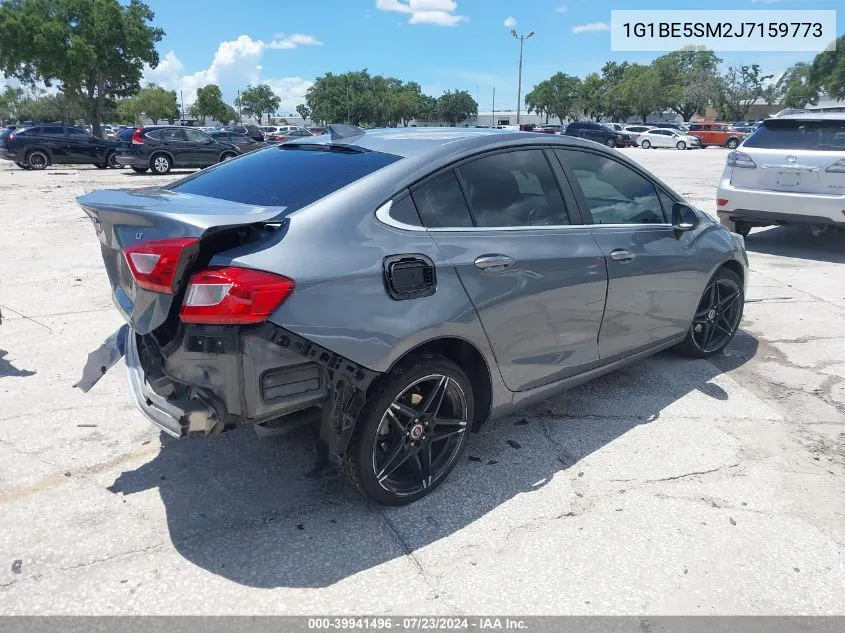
<box><xmin>344</xmin><ymin>354</ymin><xmax>473</xmax><ymax>505</ymax></box>
<box><xmin>676</xmin><ymin>268</ymin><xmax>744</xmax><ymax>358</ymax></box>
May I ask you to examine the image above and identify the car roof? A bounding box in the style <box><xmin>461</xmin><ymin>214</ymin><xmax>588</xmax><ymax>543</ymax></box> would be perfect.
<box><xmin>767</xmin><ymin>112</ymin><xmax>845</xmax><ymax>122</ymax></box>
<box><xmin>282</xmin><ymin>125</ymin><xmax>633</xmax><ymax>159</ymax></box>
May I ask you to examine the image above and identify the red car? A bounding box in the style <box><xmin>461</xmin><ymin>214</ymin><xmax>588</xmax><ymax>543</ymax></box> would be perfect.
<box><xmin>266</xmin><ymin>128</ymin><xmax>314</xmax><ymax>144</ymax></box>
<box><xmin>307</xmin><ymin>127</ymin><xmax>328</xmax><ymax>135</ymax></box>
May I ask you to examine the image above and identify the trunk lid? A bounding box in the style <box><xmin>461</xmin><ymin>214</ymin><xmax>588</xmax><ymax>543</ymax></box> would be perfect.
<box><xmin>77</xmin><ymin>187</ymin><xmax>286</xmax><ymax>334</ymax></box>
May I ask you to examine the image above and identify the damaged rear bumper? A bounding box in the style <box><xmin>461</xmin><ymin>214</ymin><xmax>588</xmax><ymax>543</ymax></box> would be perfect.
<box><xmin>78</xmin><ymin>323</ymin><xmax>380</xmax><ymax>455</ymax></box>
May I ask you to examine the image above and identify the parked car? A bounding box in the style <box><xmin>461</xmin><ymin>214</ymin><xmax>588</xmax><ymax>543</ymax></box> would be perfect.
<box><xmin>307</xmin><ymin>126</ymin><xmax>329</xmax><ymax>135</ymax></box>
<box><xmin>717</xmin><ymin>113</ymin><xmax>845</xmax><ymax>237</ymax></box>
<box><xmin>565</xmin><ymin>121</ymin><xmax>634</xmax><ymax>148</ymax></box>
<box><xmin>208</xmin><ymin>130</ymin><xmax>267</xmax><ymax>154</ymax></box>
<box><xmin>0</xmin><ymin>124</ymin><xmax>121</xmax><ymax>170</ymax></box>
<box><xmin>76</xmin><ymin>125</ymin><xmax>748</xmax><ymax>506</ymax></box>
<box><xmin>220</xmin><ymin>123</ymin><xmax>265</xmax><ymax>143</ymax></box>
<box><xmin>266</xmin><ymin>127</ymin><xmax>314</xmax><ymax>143</ymax></box>
<box><xmin>645</xmin><ymin>122</ymin><xmax>687</xmax><ymax>132</ymax></box>
<box><xmin>636</xmin><ymin>128</ymin><xmax>702</xmax><ymax>150</ymax></box>
<box><xmin>686</xmin><ymin>123</ymin><xmax>746</xmax><ymax>149</ymax></box>
<box><xmin>115</xmin><ymin>125</ymin><xmax>240</xmax><ymax>174</ymax></box>
<box><xmin>733</xmin><ymin>125</ymin><xmax>755</xmax><ymax>135</ymax></box>
<box><xmin>624</xmin><ymin>125</ymin><xmax>655</xmax><ymax>136</ymax></box>
<box><xmin>535</xmin><ymin>124</ymin><xmax>565</xmax><ymax>134</ymax></box>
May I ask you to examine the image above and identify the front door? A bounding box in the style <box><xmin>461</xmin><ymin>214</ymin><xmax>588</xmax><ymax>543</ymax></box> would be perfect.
<box><xmin>182</xmin><ymin>128</ymin><xmax>219</xmax><ymax>167</ymax></box>
<box><xmin>413</xmin><ymin>148</ymin><xmax>608</xmax><ymax>392</ymax></box>
<box><xmin>555</xmin><ymin>148</ymin><xmax>701</xmax><ymax>360</ymax></box>
<box><xmin>65</xmin><ymin>127</ymin><xmax>99</xmax><ymax>163</ymax></box>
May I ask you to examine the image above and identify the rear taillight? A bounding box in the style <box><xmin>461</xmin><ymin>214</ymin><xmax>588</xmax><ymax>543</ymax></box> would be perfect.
<box><xmin>717</xmin><ymin>198</ymin><xmax>728</xmax><ymax>207</ymax></box>
<box><xmin>131</xmin><ymin>128</ymin><xmax>144</xmax><ymax>144</ymax></box>
<box><xmin>180</xmin><ymin>267</ymin><xmax>295</xmax><ymax>325</ymax></box>
<box><xmin>726</xmin><ymin>151</ymin><xmax>756</xmax><ymax>169</ymax></box>
<box><xmin>825</xmin><ymin>158</ymin><xmax>845</xmax><ymax>173</ymax></box>
<box><xmin>123</xmin><ymin>238</ymin><xmax>198</xmax><ymax>294</ymax></box>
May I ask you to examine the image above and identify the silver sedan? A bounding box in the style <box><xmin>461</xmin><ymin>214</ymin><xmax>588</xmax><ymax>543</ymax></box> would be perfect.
<box><xmin>638</xmin><ymin>128</ymin><xmax>702</xmax><ymax>150</ymax></box>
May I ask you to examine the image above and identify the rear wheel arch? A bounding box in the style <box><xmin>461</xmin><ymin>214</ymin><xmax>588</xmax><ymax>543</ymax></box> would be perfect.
<box><xmin>381</xmin><ymin>336</ymin><xmax>492</xmax><ymax>428</ymax></box>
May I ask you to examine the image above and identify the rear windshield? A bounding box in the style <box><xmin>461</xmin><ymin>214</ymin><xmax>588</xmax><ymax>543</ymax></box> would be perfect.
<box><xmin>744</xmin><ymin>119</ymin><xmax>845</xmax><ymax>151</ymax></box>
<box><xmin>167</xmin><ymin>145</ymin><xmax>402</xmax><ymax>207</ymax></box>
<box><xmin>116</xmin><ymin>128</ymin><xmax>135</xmax><ymax>140</ymax></box>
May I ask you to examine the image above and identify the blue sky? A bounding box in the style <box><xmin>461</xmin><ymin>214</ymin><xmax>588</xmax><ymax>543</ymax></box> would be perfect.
<box><xmin>132</xmin><ymin>0</ymin><xmax>844</xmax><ymax>113</ymax></box>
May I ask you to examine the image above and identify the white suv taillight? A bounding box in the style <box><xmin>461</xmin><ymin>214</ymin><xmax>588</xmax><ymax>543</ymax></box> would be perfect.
<box><xmin>180</xmin><ymin>267</ymin><xmax>295</xmax><ymax>325</ymax></box>
<box><xmin>825</xmin><ymin>158</ymin><xmax>845</xmax><ymax>173</ymax></box>
<box><xmin>726</xmin><ymin>151</ymin><xmax>756</xmax><ymax>169</ymax></box>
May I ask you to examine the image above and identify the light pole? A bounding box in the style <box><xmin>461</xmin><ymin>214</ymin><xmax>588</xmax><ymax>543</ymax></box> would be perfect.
<box><xmin>510</xmin><ymin>29</ymin><xmax>534</xmax><ymax>125</ymax></box>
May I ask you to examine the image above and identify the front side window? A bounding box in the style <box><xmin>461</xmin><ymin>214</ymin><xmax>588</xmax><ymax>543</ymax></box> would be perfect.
<box><xmin>556</xmin><ymin>150</ymin><xmax>666</xmax><ymax>225</ymax></box>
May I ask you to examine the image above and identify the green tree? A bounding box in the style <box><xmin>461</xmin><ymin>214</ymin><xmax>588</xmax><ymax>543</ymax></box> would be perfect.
<box><xmin>601</xmin><ymin>61</ymin><xmax>633</xmax><ymax>121</ymax></box>
<box><xmin>218</xmin><ymin>104</ymin><xmax>238</xmax><ymax>125</ymax></box>
<box><xmin>295</xmin><ymin>103</ymin><xmax>311</xmax><ymax>123</ymax></box>
<box><xmin>416</xmin><ymin>94</ymin><xmax>440</xmax><ymax>124</ymax></box>
<box><xmin>525</xmin><ymin>81</ymin><xmax>552</xmax><ymax>123</ymax></box>
<box><xmin>192</xmin><ymin>84</ymin><xmax>226</xmax><ymax>124</ymax></box>
<box><xmin>134</xmin><ymin>85</ymin><xmax>179</xmax><ymax>124</ymax></box>
<box><xmin>619</xmin><ymin>64</ymin><xmax>663</xmax><ymax>123</ymax></box>
<box><xmin>653</xmin><ymin>48</ymin><xmax>722</xmax><ymax>121</ymax></box>
<box><xmin>578</xmin><ymin>73</ymin><xmax>605</xmax><ymax>121</ymax></box>
<box><xmin>0</xmin><ymin>85</ymin><xmax>24</xmax><ymax>123</ymax></box>
<box><xmin>769</xmin><ymin>63</ymin><xmax>818</xmax><ymax>109</ymax></box>
<box><xmin>0</xmin><ymin>0</ymin><xmax>164</xmax><ymax>137</ymax></box>
<box><xmin>236</xmin><ymin>84</ymin><xmax>280</xmax><ymax>125</ymax></box>
<box><xmin>546</xmin><ymin>72</ymin><xmax>581</xmax><ymax>123</ymax></box>
<box><xmin>716</xmin><ymin>64</ymin><xmax>774</xmax><ymax>121</ymax></box>
<box><xmin>438</xmin><ymin>89</ymin><xmax>477</xmax><ymax>126</ymax></box>
<box><xmin>809</xmin><ymin>35</ymin><xmax>845</xmax><ymax>100</ymax></box>
<box><xmin>115</xmin><ymin>97</ymin><xmax>143</xmax><ymax>124</ymax></box>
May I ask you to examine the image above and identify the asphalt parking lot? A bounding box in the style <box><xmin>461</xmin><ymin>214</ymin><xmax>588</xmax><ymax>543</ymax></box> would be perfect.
<box><xmin>0</xmin><ymin>147</ymin><xmax>843</xmax><ymax>615</ymax></box>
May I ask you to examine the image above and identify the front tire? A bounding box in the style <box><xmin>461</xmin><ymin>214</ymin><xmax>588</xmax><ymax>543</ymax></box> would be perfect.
<box><xmin>641</xmin><ymin>140</ymin><xmax>651</xmax><ymax>149</ymax></box>
<box><xmin>727</xmin><ymin>138</ymin><xmax>740</xmax><ymax>149</ymax></box>
<box><xmin>27</xmin><ymin>150</ymin><xmax>49</xmax><ymax>170</ymax></box>
<box><xmin>676</xmin><ymin>141</ymin><xmax>687</xmax><ymax>150</ymax></box>
<box><xmin>219</xmin><ymin>151</ymin><xmax>236</xmax><ymax>162</ymax></box>
<box><xmin>150</xmin><ymin>153</ymin><xmax>171</xmax><ymax>175</ymax></box>
<box><xmin>606</xmin><ymin>137</ymin><xmax>617</xmax><ymax>148</ymax></box>
<box><xmin>343</xmin><ymin>354</ymin><xmax>474</xmax><ymax>506</ymax></box>
<box><xmin>674</xmin><ymin>268</ymin><xmax>744</xmax><ymax>359</ymax></box>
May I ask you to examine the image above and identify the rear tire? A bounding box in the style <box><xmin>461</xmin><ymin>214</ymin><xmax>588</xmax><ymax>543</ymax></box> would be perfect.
<box><xmin>150</xmin><ymin>153</ymin><xmax>171</xmax><ymax>175</ymax></box>
<box><xmin>106</xmin><ymin>151</ymin><xmax>120</xmax><ymax>168</ymax></box>
<box><xmin>641</xmin><ymin>140</ymin><xmax>651</xmax><ymax>149</ymax></box>
<box><xmin>342</xmin><ymin>353</ymin><xmax>474</xmax><ymax>506</ymax></box>
<box><xmin>674</xmin><ymin>268</ymin><xmax>744</xmax><ymax>359</ymax></box>
<box><xmin>27</xmin><ymin>150</ymin><xmax>49</xmax><ymax>170</ymax></box>
<box><xmin>131</xmin><ymin>166</ymin><xmax>148</xmax><ymax>174</ymax></box>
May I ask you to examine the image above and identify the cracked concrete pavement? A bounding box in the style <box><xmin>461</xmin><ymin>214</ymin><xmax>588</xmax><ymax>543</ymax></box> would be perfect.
<box><xmin>0</xmin><ymin>149</ymin><xmax>843</xmax><ymax>614</ymax></box>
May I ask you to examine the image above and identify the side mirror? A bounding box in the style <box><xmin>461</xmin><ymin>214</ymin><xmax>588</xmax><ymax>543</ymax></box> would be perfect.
<box><xmin>672</xmin><ymin>203</ymin><xmax>700</xmax><ymax>232</ymax></box>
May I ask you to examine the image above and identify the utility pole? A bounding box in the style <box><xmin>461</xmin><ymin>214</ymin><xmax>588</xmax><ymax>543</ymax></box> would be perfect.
<box><xmin>510</xmin><ymin>29</ymin><xmax>534</xmax><ymax>125</ymax></box>
<box><xmin>492</xmin><ymin>87</ymin><xmax>496</xmax><ymax>127</ymax></box>
<box><xmin>180</xmin><ymin>90</ymin><xmax>184</xmax><ymax>121</ymax></box>
<box><xmin>236</xmin><ymin>90</ymin><xmax>241</xmax><ymax>122</ymax></box>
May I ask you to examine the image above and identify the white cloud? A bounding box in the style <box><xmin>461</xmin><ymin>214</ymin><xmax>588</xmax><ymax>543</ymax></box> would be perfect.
<box><xmin>268</xmin><ymin>33</ymin><xmax>323</xmax><ymax>49</ymax></box>
<box><xmin>504</xmin><ymin>16</ymin><xmax>516</xmax><ymax>28</ymax></box>
<box><xmin>141</xmin><ymin>34</ymin><xmax>320</xmax><ymax>116</ymax></box>
<box><xmin>376</xmin><ymin>0</ymin><xmax>467</xmax><ymax>27</ymax></box>
<box><xmin>555</xmin><ymin>4</ymin><xmax>568</xmax><ymax>12</ymax></box>
<box><xmin>572</xmin><ymin>21</ymin><xmax>610</xmax><ymax>34</ymax></box>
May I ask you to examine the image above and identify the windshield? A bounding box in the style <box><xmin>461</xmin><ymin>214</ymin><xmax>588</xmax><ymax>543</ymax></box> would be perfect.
<box><xmin>168</xmin><ymin>145</ymin><xmax>402</xmax><ymax>208</ymax></box>
<box><xmin>744</xmin><ymin>119</ymin><xmax>845</xmax><ymax>151</ymax></box>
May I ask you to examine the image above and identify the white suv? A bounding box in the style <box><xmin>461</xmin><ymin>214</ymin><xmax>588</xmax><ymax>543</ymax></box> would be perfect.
<box><xmin>717</xmin><ymin>113</ymin><xmax>845</xmax><ymax>237</ymax></box>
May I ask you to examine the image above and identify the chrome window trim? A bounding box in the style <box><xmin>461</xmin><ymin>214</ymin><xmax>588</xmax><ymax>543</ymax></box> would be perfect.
<box><xmin>375</xmin><ymin>201</ymin><xmax>673</xmax><ymax>232</ymax></box>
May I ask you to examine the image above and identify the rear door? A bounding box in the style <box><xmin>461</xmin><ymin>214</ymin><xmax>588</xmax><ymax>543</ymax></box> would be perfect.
<box><xmin>732</xmin><ymin>118</ymin><xmax>845</xmax><ymax>195</ymax></box>
<box><xmin>413</xmin><ymin>147</ymin><xmax>608</xmax><ymax>392</ymax></box>
<box><xmin>555</xmin><ymin>148</ymin><xmax>702</xmax><ymax>359</ymax></box>
<box><xmin>66</xmin><ymin>126</ymin><xmax>99</xmax><ymax>163</ymax></box>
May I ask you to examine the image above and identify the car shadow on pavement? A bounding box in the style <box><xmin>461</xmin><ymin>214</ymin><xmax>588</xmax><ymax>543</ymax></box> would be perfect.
<box><xmin>122</xmin><ymin>170</ymin><xmax>196</xmax><ymax>177</ymax></box>
<box><xmin>744</xmin><ymin>226</ymin><xmax>845</xmax><ymax>264</ymax></box>
<box><xmin>0</xmin><ymin>349</ymin><xmax>36</xmax><ymax>378</ymax></box>
<box><xmin>108</xmin><ymin>332</ymin><xmax>758</xmax><ymax>588</ymax></box>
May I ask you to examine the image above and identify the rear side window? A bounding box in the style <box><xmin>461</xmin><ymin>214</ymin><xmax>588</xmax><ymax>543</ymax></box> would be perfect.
<box><xmin>457</xmin><ymin>150</ymin><xmax>570</xmax><ymax>227</ymax></box>
<box><xmin>116</xmin><ymin>128</ymin><xmax>135</xmax><ymax>141</ymax></box>
<box><xmin>148</xmin><ymin>128</ymin><xmax>186</xmax><ymax>141</ymax></box>
<box><xmin>168</xmin><ymin>146</ymin><xmax>402</xmax><ymax>208</ymax></box>
<box><xmin>744</xmin><ymin>119</ymin><xmax>845</xmax><ymax>151</ymax></box>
